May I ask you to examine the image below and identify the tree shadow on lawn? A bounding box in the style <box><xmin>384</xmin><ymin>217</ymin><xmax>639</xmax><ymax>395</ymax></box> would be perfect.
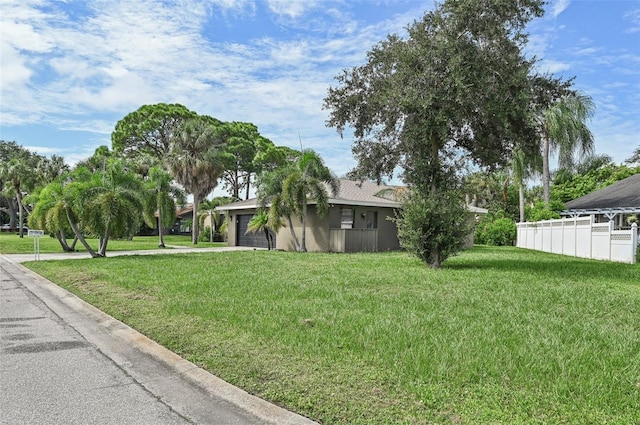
<box><xmin>444</xmin><ymin>246</ymin><xmax>639</xmax><ymax>284</ymax></box>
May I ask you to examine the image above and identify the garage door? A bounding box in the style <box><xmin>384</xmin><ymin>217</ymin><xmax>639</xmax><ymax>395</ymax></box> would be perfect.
<box><xmin>236</xmin><ymin>214</ymin><xmax>276</xmax><ymax>249</ymax></box>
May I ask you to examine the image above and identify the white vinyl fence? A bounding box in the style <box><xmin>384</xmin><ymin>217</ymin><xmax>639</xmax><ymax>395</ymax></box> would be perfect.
<box><xmin>516</xmin><ymin>216</ymin><xmax>638</xmax><ymax>264</ymax></box>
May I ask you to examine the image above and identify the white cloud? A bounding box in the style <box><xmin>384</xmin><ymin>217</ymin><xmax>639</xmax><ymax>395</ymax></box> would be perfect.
<box><xmin>625</xmin><ymin>8</ymin><xmax>640</xmax><ymax>33</ymax></box>
<box><xmin>266</xmin><ymin>0</ymin><xmax>318</xmax><ymax>18</ymax></box>
<box><xmin>0</xmin><ymin>42</ymin><xmax>33</xmax><ymax>91</ymax></box>
<box><xmin>536</xmin><ymin>59</ymin><xmax>571</xmax><ymax>74</ymax></box>
<box><xmin>575</xmin><ymin>47</ymin><xmax>600</xmax><ymax>56</ymax></box>
<box><xmin>552</xmin><ymin>0</ymin><xmax>571</xmax><ymax>19</ymax></box>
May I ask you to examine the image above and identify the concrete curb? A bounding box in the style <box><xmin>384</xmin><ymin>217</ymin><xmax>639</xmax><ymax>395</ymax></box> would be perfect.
<box><xmin>1</xmin><ymin>255</ymin><xmax>318</xmax><ymax>425</ymax></box>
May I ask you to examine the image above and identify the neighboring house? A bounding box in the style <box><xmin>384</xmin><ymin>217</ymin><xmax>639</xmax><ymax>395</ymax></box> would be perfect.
<box><xmin>170</xmin><ymin>204</ymin><xmax>194</xmax><ymax>234</ymax></box>
<box><xmin>217</xmin><ymin>179</ymin><xmax>486</xmax><ymax>252</ymax></box>
<box><xmin>561</xmin><ymin>173</ymin><xmax>640</xmax><ymax>229</ymax></box>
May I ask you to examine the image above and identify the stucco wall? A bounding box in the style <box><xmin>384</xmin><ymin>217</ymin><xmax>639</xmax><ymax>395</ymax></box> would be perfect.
<box><xmin>275</xmin><ymin>205</ymin><xmax>330</xmax><ymax>252</ymax></box>
<box><xmin>227</xmin><ymin>204</ymin><xmax>400</xmax><ymax>252</ymax></box>
<box><xmin>329</xmin><ymin>205</ymin><xmax>400</xmax><ymax>251</ymax></box>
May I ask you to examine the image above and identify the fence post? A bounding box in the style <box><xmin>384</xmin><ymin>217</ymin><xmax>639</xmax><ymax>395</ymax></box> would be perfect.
<box><xmin>632</xmin><ymin>223</ymin><xmax>638</xmax><ymax>264</ymax></box>
<box><xmin>608</xmin><ymin>219</ymin><xmax>614</xmax><ymax>261</ymax></box>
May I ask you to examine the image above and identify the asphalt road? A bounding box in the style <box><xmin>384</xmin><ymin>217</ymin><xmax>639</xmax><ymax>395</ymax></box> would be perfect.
<box><xmin>0</xmin><ymin>252</ymin><xmax>317</xmax><ymax>425</ymax></box>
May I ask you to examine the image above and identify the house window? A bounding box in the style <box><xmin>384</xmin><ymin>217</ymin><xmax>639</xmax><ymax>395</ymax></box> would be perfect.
<box><xmin>341</xmin><ymin>208</ymin><xmax>354</xmax><ymax>229</ymax></box>
<box><xmin>365</xmin><ymin>211</ymin><xmax>378</xmax><ymax>229</ymax></box>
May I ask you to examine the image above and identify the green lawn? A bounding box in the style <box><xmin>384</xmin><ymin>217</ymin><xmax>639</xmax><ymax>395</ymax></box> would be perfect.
<box><xmin>24</xmin><ymin>247</ymin><xmax>640</xmax><ymax>424</ymax></box>
<box><xmin>0</xmin><ymin>232</ymin><xmax>226</xmax><ymax>254</ymax></box>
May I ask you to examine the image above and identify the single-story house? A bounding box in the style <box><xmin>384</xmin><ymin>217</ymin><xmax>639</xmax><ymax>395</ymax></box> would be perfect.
<box><xmin>217</xmin><ymin>179</ymin><xmax>487</xmax><ymax>252</ymax></box>
<box><xmin>170</xmin><ymin>204</ymin><xmax>194</xmax><ymax>234</ymax></box>
<box><xmin>561</xmin><ymin>173</ymin><xmax>640</xmax><ymax>229</ymax></box>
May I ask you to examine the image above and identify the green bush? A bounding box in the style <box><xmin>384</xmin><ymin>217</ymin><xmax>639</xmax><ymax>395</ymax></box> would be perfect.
<box><xmin>198</xmin><ymin>226</ymin><xmax>212</xmax><ymax>242</ymax></box>
<box><xmin>395</xmin><ymin>191</ymin><xmax>470</xmax><ymax>268</ymax></box>
<box><xmin>526</xmin><ymin>200</ymin><xmax>563</xmax><ymax>222</ymax></box>
<box><xmin>476</xmin><ymin>217</ymin><xmax>516</xmax><ymax>246</ymax></box>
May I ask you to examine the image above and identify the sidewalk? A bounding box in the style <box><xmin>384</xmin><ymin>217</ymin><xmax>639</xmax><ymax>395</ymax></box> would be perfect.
<box><xmin>0</xmin><ymin>252</ymin><xmax>317</xmax><ymax>425</ymax></box>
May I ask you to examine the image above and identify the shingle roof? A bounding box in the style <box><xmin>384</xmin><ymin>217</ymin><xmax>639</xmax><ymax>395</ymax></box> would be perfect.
<box><xmin>217</xmin><ymin>179</ymin><xmax>403</xmax><ymax>211</ymax></box>
<box><xmin>216</xmin><ymin>178</ymin><xmax>489</xmax><ymax>214</ymax></box>
<box><xmin>564</xmin><ymin>173</ymin><xmax>640</xmax><ymax>210</ymax></box>
<box><xmin>328</xmin><ymin>179</ymin><xmax>403</xmax><ymax>207</ymax></box>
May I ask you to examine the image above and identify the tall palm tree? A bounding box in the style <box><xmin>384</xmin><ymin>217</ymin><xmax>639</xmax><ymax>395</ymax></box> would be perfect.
<box><xmin>37</xmin><ymin>155</ymin><xmax>70</xmax><ymax>184</ymax></box>
<box><xmin>167</xmin><ymin>117</ymin><xmax>227</xmax><ymax>244</ymax></box>
<box><xmin>143</xmin><ymin>166</ymin><xmax>185</xmax><ymax>248</ymax></box>
<box><xmin>511</xmin><ymin>148</ymin><xmax>542</xmax><ymax>222</ymax></box>
<box><xmin>538</xmin><ymin>91</ymin><xmax>595</xmax><ymax>205</ymax></box>
<box><xmin>281</xmin><ymin>150</ymin><xmax>339</xmax><ymax>252</ymax></box>
<box><xmin>257</xmin><ymin>163</ymin><xmax>302</xmax><ymax>250</ymax></box>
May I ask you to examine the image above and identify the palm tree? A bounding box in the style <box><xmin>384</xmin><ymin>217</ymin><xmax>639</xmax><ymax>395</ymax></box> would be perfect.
<box><xmin>0</xmin><ymin>156</ymin><xmax>36</xmax><ymax>238</ymax></box>
<box><xmin>199</xmin><ymin>196</ymin><xmax>232</xmax><ymax>242</ymax></box>
<box><xmin>281</xmin><ymin>150</ymin><xmax>339</xmax><ymax>252</ymax></box>
<box><xmin>538</xmin><ymin>91</ymin><xmax>595</xmax><ymax>205</ymax></box>
<box><xmin>625</xmin><ymin>146</ymin><xmax>640</xmax><ymax>165</ymax></box>
<box><xmin>75</xmin><ymin>162</ymin><xmax>144</xmax><ymax>257</ymax></box>
<box><xmin>245</xmin><ymin>209</ymin><xmax>283</xmax><ymax>250</ymax></box>
<box><xmin>37</xmin><ymin>155</ymin><xmax>70</xmax><ymax>184</ymax></box>
<box><xmin>511</xmin><ymin>148</ymin><xmax>542</xmax><ymax>222</ymax></box>
<box><xmin>143</xmin><ymin>166</ymin><xmax>185</xmax><ymax>248</ymax></box>
<box><xmin>25</xmin><ymin>176</ymin><xmax>78</xmax><ymax>252</ymax></box>
<box><xmin>167</xmin><ymin>117</ymin><xmax>226</xmax><ymax>244</ymax></box>
<box><xmin>257</xmin><ymin>163</ymin><xmax>302</xmax><ymax>250</ymax></box>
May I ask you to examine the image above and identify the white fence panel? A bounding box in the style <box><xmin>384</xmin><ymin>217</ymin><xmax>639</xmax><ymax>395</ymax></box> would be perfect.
<box><xmin>516</xmin><ymin>218</ymin><xmax>637</xmax><ymax>264</ymax></box>
<box><xmin>551</xmin><ymin>220</ymin><xmax>564</xmax><ymax>254</ymax></box>
<box><xmin>575</xmin><ymin>217</ymin><xmax>593</xmax><ymax>258</ymax></box>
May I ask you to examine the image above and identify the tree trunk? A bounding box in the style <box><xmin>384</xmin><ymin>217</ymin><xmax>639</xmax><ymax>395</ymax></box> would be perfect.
<box><xmin>16</xmin><ymin>192</ymin><xmax>25</xmax><ymax>238</ymax></box>
<box><xmin>6</xmin><ymin>199</ymin><xmax>17</xmax><ymax>229</ymax></box>
<box><xmin>158</xmin><ymin>206</ymin><xmax>165</xmax><ymax>248</ymax></box>
<box><xmin>428</xmin><ymin>251</ymin><xmax>441</xmax><ymax>269</ymax></box>
<box><xmin>233</xmin><ymin>170</ymin><xmax>239</xmax><ymax>200</ymax></box>
<box><xmin>286</xmin><ymin>216</ymin><xmax>300</xmax><ymax>251</ymax></box>
<box><xmin>300</xmin><ymin>202</ymin><xmax>307</xmax><ymax>252</ymax></box>
<box><xmin>66</xmin><ymin>211</ymin><xmax>99</xmax><ymax>258</ymax></box>
<box><xmin>56</xmin><ymin>230</ymin><xmax>73</xmax><ymax>252</ymax></box>
<box><xmin>263</xmin><ymin>228</ymin><xmax>270</xmax><ymax>250</ymax></box>
<box><xmin>98</xmin><ymin>230</ymin><xmax>110</xmax><ymax>257</ymax></box>
<box><xmin>209</xmin><ymin>211</ymin><xmax>213</xmax><ymax>242</ymax></box>
<box><xmin>542</xmin><ymin>135</ymin><xmax>551</xmax><ymax>206</ymax></box>
<box><xmin>245</xmin><ymin>173</ymin><xmax>251</xmax><ymax>200</ymax></box>
<box><xmin>192</xmin><ymin>196</ymin><xmax>199</xmax><ymax>244</ymax></box>
<box><xmin>519</xmin><ymin>184</ymin><xmax>525</xmax><ymax>223</ymax></box>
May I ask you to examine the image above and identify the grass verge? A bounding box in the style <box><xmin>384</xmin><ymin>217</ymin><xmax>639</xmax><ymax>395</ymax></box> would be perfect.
<box><xmin>0</xmin><ymin>232</ymin><xmax>226</xmax><ymax>254</ymax></box>
<box><xmin>24</xmin><ymin>247</ymin><xmax>640</xmax><ymax>424</ymax></box>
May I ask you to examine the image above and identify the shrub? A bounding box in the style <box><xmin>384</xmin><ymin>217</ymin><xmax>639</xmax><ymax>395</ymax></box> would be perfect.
<box><xmin>478</xmin><ymin>218</ymin><xmax>517</xmax><ymax>246</ymax></box>
<box><xmin>198</xmin><ymin>226</ymin><xmax>212</xmax><ymax>242</ymax></box>
<box><xmin>395</xmin><ymin>191</ymin><xmax>470</xmax><ymax>268</ymax></box>
<box><xmin>526</xmin><ymin>200</ymin><xmax>563</xmax><ymax>222</ymax></box>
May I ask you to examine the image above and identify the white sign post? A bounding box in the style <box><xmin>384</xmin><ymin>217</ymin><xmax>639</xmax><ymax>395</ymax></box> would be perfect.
<box><xmin>28</xmin><ymin>230</ymin><xmax>45</xmax><ymax>261</ymax></box>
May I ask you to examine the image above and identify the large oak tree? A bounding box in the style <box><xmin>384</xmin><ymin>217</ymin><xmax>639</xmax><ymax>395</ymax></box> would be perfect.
<box><xmin>324</xmin><ymin>0</ymin><xmax>564</xmax><ymax>267</ymax></box>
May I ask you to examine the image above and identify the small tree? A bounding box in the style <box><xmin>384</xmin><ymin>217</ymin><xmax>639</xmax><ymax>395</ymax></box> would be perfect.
<box><xmin>281</xmin><ymin>150</ymin><xmax>339</xmax><ymax>252</ymax></box>
<box><xmin>143</xmin><ymin>166</ymin><xmax>185</xmax><ymax>248</ymax></box>
<box><xmin>245</xmin><ymin>210</ymin><xmax>279</xmax><ymax>250</ymax></box>
<box><xmin>395</xmin><ymin>191</ymin><xmax>470</xmax><ymax>268</ymax></box>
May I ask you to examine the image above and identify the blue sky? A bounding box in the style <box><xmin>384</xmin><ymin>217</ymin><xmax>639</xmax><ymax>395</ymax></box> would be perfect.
<box><xmin>1</xmin><ymin>0</ymin><xmax>639</xmax><ymax>187</ymax></box>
